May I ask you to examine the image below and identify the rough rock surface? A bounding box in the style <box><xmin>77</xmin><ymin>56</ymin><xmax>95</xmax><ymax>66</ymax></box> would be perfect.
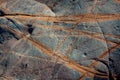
<box><xmin>0</xmin><ymin>0</ymin><xmax>120</xmax><ymax>80</ymax></box>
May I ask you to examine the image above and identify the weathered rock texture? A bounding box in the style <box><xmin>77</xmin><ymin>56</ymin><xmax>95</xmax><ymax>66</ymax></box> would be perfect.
<box><xmin>0</xmin><ymin>0</ymin><xmax>120</xmax><ymax>80</ymax></box>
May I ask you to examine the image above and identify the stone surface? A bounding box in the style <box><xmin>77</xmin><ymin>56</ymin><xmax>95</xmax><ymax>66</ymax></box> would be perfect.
<box><xmin>0</xmin><ymin>0</ymin><xmax>120</xmax><ymax>80</ymax></box>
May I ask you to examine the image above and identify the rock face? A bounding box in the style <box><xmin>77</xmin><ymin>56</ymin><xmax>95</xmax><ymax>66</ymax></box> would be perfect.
<box><xmin>0</xmin><ymin>0</ymin><xmax>120</xmax><ymax>80</ymax></box>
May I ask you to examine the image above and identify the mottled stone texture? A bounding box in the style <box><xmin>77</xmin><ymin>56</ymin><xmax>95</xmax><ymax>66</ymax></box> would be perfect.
<box><xmin>0</xmin><ymin>0</ymin><xmax>120</xmax><ymax>80</ymax></box>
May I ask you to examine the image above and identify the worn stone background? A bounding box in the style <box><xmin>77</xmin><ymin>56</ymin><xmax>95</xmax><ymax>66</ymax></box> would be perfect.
<box><xmin>0</xmin><ymin>0</ymin><xmax>120</xmax><ymax>80</ymax></box>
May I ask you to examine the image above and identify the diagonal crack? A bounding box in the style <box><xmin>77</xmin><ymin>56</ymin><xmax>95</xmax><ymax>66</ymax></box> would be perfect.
<box><xmin>0</xmin><ymin>23</ymin><xmax>109</xmax><ymax>78</ymax></box>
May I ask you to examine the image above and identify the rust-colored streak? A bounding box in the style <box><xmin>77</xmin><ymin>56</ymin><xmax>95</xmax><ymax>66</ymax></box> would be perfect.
<box><xmin>114</xmin><ymin>0</ymin><xmax>120</xmax><ymax>4</ymax></box>
<box><xmin>0</xmin><ymin>0</ymin><xmax>120</xmax><ymax>79</ymax></box>
<box><xmin>79</xmin><ymin>43</ymin><xmax>120</xmax><ymax>79</ymax></box>
<box><xmin>33</xmin><ymin>24</ymin><xmax>118</xmax><ymax>45</ymax></box>
<box><xmin>90</xmin><ymin>43</ymin><xmax>120</xmax><ymax>67</ymax></box>
<box><xmin>28</xmin><ymin>36</ymin><xmax>108</xmax><ymax>78</ymax></box>
<box><xmin>0</xmin><ymin>25</ymin><xmax>109</xmax><ymax>78</ymax></box>
<box><xmin>1</xmin><ymin>13</ymin><xmax>120</xmax><ymax>24</ymax></box>
<box><xmin>33</xmin><ymin>24</ymin><xmax>120</xmax><ymax>39</ymax></box>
